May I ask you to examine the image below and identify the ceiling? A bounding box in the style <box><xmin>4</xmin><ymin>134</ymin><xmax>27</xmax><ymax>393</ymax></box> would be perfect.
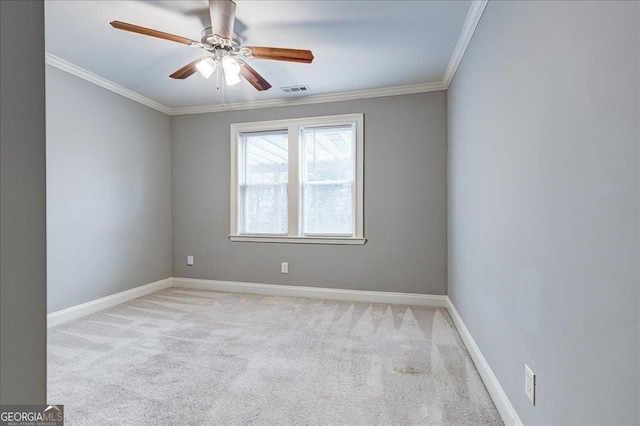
<box><xmin>45</xmin><ymin>1</ymin><xmax>472</xmax><ymax>109</ymax></box>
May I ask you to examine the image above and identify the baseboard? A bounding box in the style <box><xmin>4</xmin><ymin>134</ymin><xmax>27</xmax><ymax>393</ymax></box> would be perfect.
<box><xmin>48</xmin><ymin>277</ymin><xmax>447</xmax><ymax>328</ymax></box>
<box><xmin>172</xmin><ymin>277</ymin><xmax>448</xmax><ymax>307</ymax></box>
<box><xmin>446</xmin><ymin>297</ymin><xmax>523</xmax><ymax>426</ymax></box>
<box><xmin>47</xmin><ymin>277</ymin><xmax>173</xmax><ymax>328</ymax></box>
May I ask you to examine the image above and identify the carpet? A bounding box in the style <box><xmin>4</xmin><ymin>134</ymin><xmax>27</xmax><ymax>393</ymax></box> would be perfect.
<box><xmin>48</xmin><ymin>288</ymin><xmax>502</xmax><ymax>425</ymax></box>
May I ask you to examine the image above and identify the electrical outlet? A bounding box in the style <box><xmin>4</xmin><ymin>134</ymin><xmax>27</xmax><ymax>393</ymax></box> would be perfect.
<box><xmin>186</xmin><ymin>255</ymin><xmax>194</xmax><ymax>266</ymax></box>
<box><xmin>281</xmin><ymin>262</ymin><xmax>288</xmax><ymax>274</ymax></box>
<box><xmin>525</xmin><ymin>364</ymin><xmax>535</xmax><ymax>405</ymax></box>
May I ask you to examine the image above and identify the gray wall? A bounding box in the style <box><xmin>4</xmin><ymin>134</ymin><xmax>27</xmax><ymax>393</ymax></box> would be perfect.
<box><xmin>172</xmin><ymin>92</ymin><xmax>447</xmax><ymax>295</ymax></box>
<box><xmin>46</xmin><ymin>67</ymin><xmax>172</xmax><ymax>313</ymax></box>
<box><xmin>447</xmin><ymin>2</ymin><xmax>639</xmax><ymax>425</ymax></box>
<box><xmin>0</xmin><ymin>0</ymin><xmax>47</xmax><ymax>404</ymax></box>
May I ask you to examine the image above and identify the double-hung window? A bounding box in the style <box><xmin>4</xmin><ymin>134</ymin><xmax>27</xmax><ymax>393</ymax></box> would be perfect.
<box><xmin>230</xmin><ymin>114</ymin><xmax>365</xmax><ymax>244</ymax></box>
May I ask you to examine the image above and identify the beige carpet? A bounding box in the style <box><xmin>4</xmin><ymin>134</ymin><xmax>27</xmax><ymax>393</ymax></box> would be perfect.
<box><xmin>48</xmin><ymin>288</ymin><xmax>502</xmax><ymax>425</ymax></box>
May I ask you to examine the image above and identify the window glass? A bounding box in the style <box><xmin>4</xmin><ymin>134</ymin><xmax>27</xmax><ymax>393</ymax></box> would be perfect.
<box><xmin>240</xmin><ymin>131</ymin><xmax>288</xmax><ymax>235</ymax></box>
<box><xmin>302</xmin><ymin>125</ymin><xmax>355</xmax><ymax>235</ymax></box>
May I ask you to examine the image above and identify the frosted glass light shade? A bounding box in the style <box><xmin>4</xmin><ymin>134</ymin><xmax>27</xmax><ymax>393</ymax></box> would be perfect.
<box><xmin>195</xmin><ymin>58</ymin><xmax>216</xmax><ymax>79</ymax></box>
<box><xmin>222</xmin><ymin>56</ymin><xmax>241</xmax><ymax>85</ymax></box>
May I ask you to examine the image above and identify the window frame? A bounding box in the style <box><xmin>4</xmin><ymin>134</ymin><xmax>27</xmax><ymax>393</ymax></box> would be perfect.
<box><xmin>230</xmin><ymin>114</ymin><xmax>365</xmax><ymax>245</ymax></box>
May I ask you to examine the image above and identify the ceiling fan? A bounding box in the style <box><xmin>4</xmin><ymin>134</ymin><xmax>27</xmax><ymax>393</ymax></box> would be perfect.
<box><xmin>110</xmin><ymin>0</ymin><xmax>314</xmax><ymax>92</ymax></box>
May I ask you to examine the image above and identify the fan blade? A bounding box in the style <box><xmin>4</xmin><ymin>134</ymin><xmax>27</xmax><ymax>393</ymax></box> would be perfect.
<box><xmin>209</xmin><ymin>0</ymin><xmax>236</xmax><ymax>40</ymax></box>
<box><xmin>170</xmin><ymin>58</ymin><xmax>205</xmax><ymax>79</ymax></box>
<box><xmin>110</xmin><ymin>21</ymin><xmax>197</xmax><ymax>45</ymax></box>
<box><xmin>237</xmin><ymin>60</ymin><xmax>272</xmax><ymax>91</ymax></box>
<box><xmin>246</xmin><ymin>47</ymin><xmax>314</xmax><ymax>64</ymax></box>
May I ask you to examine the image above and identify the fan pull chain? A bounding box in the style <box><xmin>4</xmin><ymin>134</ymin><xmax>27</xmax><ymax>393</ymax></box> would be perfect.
<box><xmin>216</xmin><ymin>62</ymin><xmax>220</xmax><ymax>91</ymax></box>
<box><xmin>214</xmin><ymin>60</ymin><xmax>225</xmax><ymax>107</ymax></box>
<box><xmin>221</xmin><ymin>71</ymin><xmax>226</xmax><ymax>107</ymax></box>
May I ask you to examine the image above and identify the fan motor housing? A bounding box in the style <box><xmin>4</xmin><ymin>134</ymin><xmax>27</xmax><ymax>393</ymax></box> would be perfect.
<box><xmin>201</xmin><ymin>27</ymin><xmax>243</xmax><ymax>50</ymax></box>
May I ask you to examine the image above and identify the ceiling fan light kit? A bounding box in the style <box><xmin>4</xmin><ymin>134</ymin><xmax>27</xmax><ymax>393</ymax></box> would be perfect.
<box><xmin>109</xmin><ymin>0</ymin><xmax>313</xmax><ymax>93</ymax></box>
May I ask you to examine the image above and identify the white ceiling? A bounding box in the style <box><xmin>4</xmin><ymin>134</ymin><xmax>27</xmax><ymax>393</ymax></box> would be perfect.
<box><xmin>45</xmin><ymin>1</ymin><xmax>472</xmax><ymax>109</ymax></box>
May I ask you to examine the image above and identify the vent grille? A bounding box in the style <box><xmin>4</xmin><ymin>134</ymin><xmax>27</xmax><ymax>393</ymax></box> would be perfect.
<box><xmin>281</xmin><ymin>85</ymin><xmax>310</xmax><ymax>94</ymax></box>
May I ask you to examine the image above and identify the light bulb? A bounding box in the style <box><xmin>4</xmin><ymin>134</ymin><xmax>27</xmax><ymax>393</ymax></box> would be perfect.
<box><xmin>195</xmin><ymin>58</ymin><xmax>216</xmax><ymax>79</ymax></box>
<box><xmin>222</xmin><ymin>56</ymin><xmax>241</xmax><ymax>86</ymax></box>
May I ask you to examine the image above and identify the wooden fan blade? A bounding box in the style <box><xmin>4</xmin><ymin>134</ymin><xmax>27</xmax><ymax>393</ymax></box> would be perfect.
<box><xmin>170</xmin><ymin>58</ymin><xmax>205</xmax><ymax>79</ymax></box>
<box><xmin>110</xmin><ymin>21</ymin><xmax>197</xmax><ymax>45</ymax></box>
<box><xmin>237</xmin><ymin>60</ymin><xmax>272</xmax><ymax>91</ymax></box>
<box><xmin>247</xmin><ymin>47</ymin><xmax>314</xmax><ymax>64</ymax></box>
<box><xmin>209</xmin><ymin>0</ymin><xmax>236</xmax><ymax>40</ymax></box>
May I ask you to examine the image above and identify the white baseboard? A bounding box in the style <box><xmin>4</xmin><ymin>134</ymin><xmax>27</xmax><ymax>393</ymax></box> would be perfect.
<box><xmin>47</xmin><ymin>277</ymin><xmax>446</xmax><ymax>328</ymax></box>
<box><xmin>446</xmin><ymin>297</ymin><xmax>523</xmax><ymax>426</ymax></box>
<box><xmin>47</xmin><ymin>277</ymin><xmax>172</xmax><ymax>328</ymax></box>
<box><xmin>172</xmin><ymin>277</ymin><xmax>448</xmax><ymax>307</ymax></box>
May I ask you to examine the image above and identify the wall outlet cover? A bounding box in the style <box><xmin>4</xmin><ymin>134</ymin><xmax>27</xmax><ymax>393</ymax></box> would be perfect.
<box><xmin>525</xmin><ymin>364</ymin><xmax>535</xmax><ymax>405</ymax></box>
<box><xmin>186</xmin><ymin>255</ymin><xmax>194</xmax><ymax>266</ymax></box>
<box><xmin>281</xmin><ymin>262</ymin><xmax>288</xmax><ymax>274</ymax></box>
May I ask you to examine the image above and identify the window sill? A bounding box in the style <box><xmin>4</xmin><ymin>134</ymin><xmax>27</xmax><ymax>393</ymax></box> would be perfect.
<box><xmin>228</xmin><ymin>235</ymin><xmax>367</xmax><ymax>245</ymax></box>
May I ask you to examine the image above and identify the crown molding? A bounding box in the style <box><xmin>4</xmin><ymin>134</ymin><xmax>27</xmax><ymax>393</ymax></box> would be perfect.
<box><xmin>169</xmin><ymin>81</ymin><xmax>446</xmax><ymax>116</ymax></box>
<box><xmin>45</xmin><ymin>1</ymin><xmax>485</xmax><ymax>116</ymax></box>
<box><xmin>45</xmin><ymin>52</ymin><xmax>172</xmax><ymax>115</ymax></box>
<box><xmin>442</xmin><ymin>0</ymin><xmax>488</xmax><ymax>88</ymax></box>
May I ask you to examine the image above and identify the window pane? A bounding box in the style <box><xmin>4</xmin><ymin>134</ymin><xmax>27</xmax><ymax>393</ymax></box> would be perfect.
<box><xmin>303</xmin><ymin>183</ymin><xmax>353</xmax><ymax>235</ymax></box>
<box><xmin>242</xmin><ymin>184</ymin><xmax>288</xmax><ymax>234</ymax></box>
<box><xmin>302</xmin><ymin>125</ymin><xmax>355</xmax><ymax>235</ymax></box>
<box><xmin>240</xmin><ymin>131</ymin><xmax>288</xmax><ymax>234</ymax></box>
<box><xmin>303</xmin><ymin>126</ymin><xmax>354</xmax><ymax>182</ymax></box>
<box><xmin>244</xmin><ymin>131</ymin><xmax>288</xmax><ymax>184</ymax></box>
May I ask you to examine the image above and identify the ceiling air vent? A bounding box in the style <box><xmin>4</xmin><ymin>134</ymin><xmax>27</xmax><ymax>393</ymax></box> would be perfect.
<box><xmin>281</xmin><ymin>85</ymin><xmax>310</xmax><ymax>94</ymax></box>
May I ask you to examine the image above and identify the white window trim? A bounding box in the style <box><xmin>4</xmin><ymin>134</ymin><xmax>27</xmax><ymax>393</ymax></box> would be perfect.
<box><xmin>230</xmin><ymin>113</ymin><xmax>365</xmax><ymax>245</ymax></box>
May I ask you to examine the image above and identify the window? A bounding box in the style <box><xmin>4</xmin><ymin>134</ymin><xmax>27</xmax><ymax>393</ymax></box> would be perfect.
<box><xmin>230</xmin><ymin>114</ymin><xmax>365</xmax><ymax>245</ymax></box>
